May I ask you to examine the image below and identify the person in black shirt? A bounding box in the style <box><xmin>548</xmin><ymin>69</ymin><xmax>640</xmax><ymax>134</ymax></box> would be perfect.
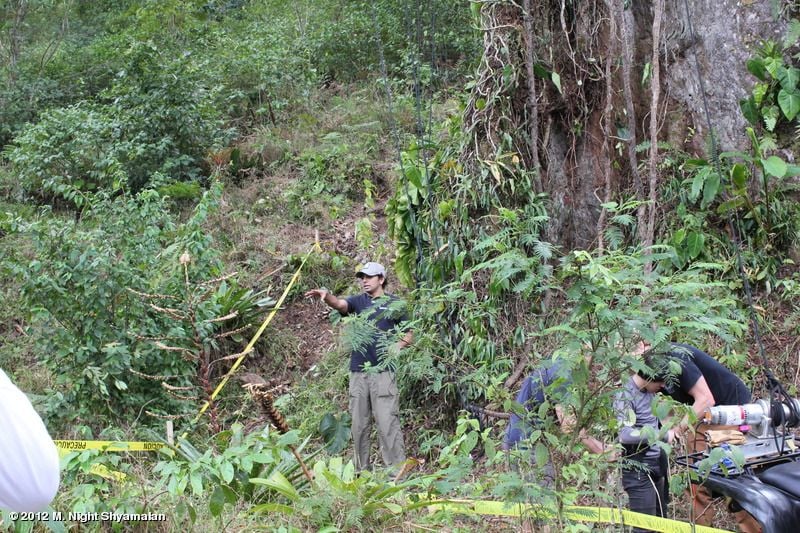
<box><xmin>306</xmin><ymin>262</ymin><xmax>412</xmax><ymax>471</ymax></box>
<box><xmin>639</xmin><ymin>342</ymin><xmax>759</xmax><ymax>532</ymax></box>
<box><xmin>654</xmin><ymin>343</ymin><xmax>751</xmax><ymax>417</ymax></box>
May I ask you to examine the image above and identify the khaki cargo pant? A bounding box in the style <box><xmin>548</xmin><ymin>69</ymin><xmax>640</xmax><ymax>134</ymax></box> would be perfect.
<box><xmin>349</xmin><ymin>371</ymin><xmax>405</xmax><ymax>470</ymax></box>
<box><xmin>689</xmin><ymin>424</ymin><xmax>762</xmax><ymax>532</ymax></box>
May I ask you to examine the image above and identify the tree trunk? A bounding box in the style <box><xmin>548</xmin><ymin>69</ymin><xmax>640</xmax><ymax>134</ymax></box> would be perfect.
<box><xmin>2</xmin><ymin>0</ymin><xmax>30</xmax><ymax>87</ymax></box>
<box><xmin>464</xmin><ymin>0</ymin><xmax>786</xmax><ymax>250</ymax></box>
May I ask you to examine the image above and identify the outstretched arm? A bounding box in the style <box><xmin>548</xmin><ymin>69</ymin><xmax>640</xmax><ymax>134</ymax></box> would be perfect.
<box><xmin>304</xmin><ymin>288</ymin><xmax>348</xmax><ymax>314</ymax></box>
<box><xmin>556</xmin><ymin>404</ymin><xmax>615</xmax><ymax>458</ymax></box>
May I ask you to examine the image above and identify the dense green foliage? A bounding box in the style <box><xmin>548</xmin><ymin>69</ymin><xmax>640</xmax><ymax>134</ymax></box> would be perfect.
<box><xmin>5</xmin><ymin>186</ymin><xmax>216</xmax><ymax>423</ymax></box>
<box><xmin>1</xmin><ymin>1</ymin><xmax>799</xmax><ymax>531</ymax></box>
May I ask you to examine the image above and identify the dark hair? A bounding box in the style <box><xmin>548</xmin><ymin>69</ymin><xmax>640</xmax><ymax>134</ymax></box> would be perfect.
<box><xmin>637</xmin><ymin>349</ymin><xmax>674</xmax><ymax>382</ymax></box>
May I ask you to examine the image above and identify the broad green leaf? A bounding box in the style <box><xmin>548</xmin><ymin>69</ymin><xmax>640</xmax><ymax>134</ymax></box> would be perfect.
<box><xmin>653</xmin><ymin>399</ymin><xmax>671</xmax><ymax>421</ymax></box>
<box><xmin>701</xmin><ymin>172</ymin><xmax>720</xmax><ymax>208</ymax></box>
<box><xmin>404</xmin><ymin>165</ymin><xmax>423</xmax><ymax>190</ymax></box>
<box><xmin>690</xmin><ymin>169</ymin><xmax>706</xmax><ymax>202</ymax></box>
<box><xmin>383</xmin><ymin>502</ymin><xmax>403</xmax><ymax>514</ymax></box>
<box><xmin>484</xmin><ymin>436</ymin><xmax>496</xmax><ymax>460</ymax></box>
<box><xmin>739</xmin><ymin>96</ymin><xmax>759</xmax><ymax>126</ymax></box>
<box><xmin>250</xmin><ymin>503</ymin><xmax>294</xmax><ymax>515</ymax></box>
<box><xmin>533</xmin><ymin>63</ymin><xmax>550</xmax><ymax>79</ymax></box>
<box><xmin>684</xmin><ymin>158</ymin><xmax>709</xmax><ymax>168</ymax></box>
<box><xmin>534</xmin><ymin>443</ymin><xmax>549</xmax><ymax>467</ymax></box>
<box><xmin>190</xmin><ymin>472</ymin><xmax>203</xmax><ymax>496</ymax></box>
<box><xmin>746</xmin><ymin>58</ymin><xmax>767</xmax><ymax>81</ymax></box>
<box><xmin>730</xmin><ymin>163</ymin><xmax>748</xmax><ymax>189</ymax></box>
<box><xmin>551</xmin><ymin>71</ymin><xmax>562</xmax><ymax>94</ymax></box>
<box><xmin>277</xmin><ymin>430</ymin><xmax>300</xmax><ymax>447</ymax></box>
<box><xmin>686</xmin><ymin>232</ymin><xmax>705</xmax><ymax>259</ymax></box>
<box><xmin>475</xmin><ymin>98</ymin><xmax>486</xmax><ymax>110</ymax></box>
<box><xmin>209</xmin><ymin>486</ymin><xmax>226</xmax><ymax>517</ymax></box>
<box><xmin>44</xmin><ymin>506</ymin><xmax>66</xmax><ymax>533</ymax></box>
<box><xmin>671</xmin><ymin>228</ymin><xmax>686</xmax><ymax>245</ymax></box>
<box><xmin>461</xmin><ymin>431</ymin><xmax>479</xmax><ymax>454</ymax></box>
<box><xmin>752</xmin><ymin>82</ymin><xmax>769</xmax><ymax>106</ymax></box>
<box><xmin>437</xmin><ymin>199</ymin><xmax>455</xmax><ymax>220</ymax></box>
<box><xmin>223</xmin><ymin>484</ymin><xmax>237</xmax><ymax>503</ymax></box>
<box><xmin>319</xmin><ymin>412</ymin><xmax>351</xmax><ymax>454</ymax></box>
<box><xmin>717</xmin><ymin>197</ymin><xmax>745</xmax><ymax>214</ymax></box>
<box><xmin>250</xmin><ymin>471</ymin><xmax>300</xmax><ymax>502</ymax></box>
<box><xmin>328</xmin><ymin>456</ymin><xmax>343</xmax><ymax>478</ymax></box>
<box><xmin>250</xmin><ymin>453</ymin><xmax>274</xmax><ymax>464</ymax></box>
<box><xmin>341</xmin><ymin>460</ymin><xmax>355</xmax><ymax>483</ymax></box>
<box><xmin>785</xmin><ymin>19</ymin><xmax>800</xmax><ymax>48</ymax></box>
<box><xmin>785</xmin><ymin>164</ymin><xmax>800</xmax><ymax>177</ymax></box>
<box><xmin>777</xmin><ymin>89</ymin><xmax>800</xmax><ymax>120</ymax></box>
<box><xmin>764</xmin><ymin>57</ymin><xmax>781</xmax><ymax>78</ymax></box>
<box><xmin>219</xmin><ymin>461</ymin><xmax>234</xmax><ymax>484</ymax></box>
<box><xmin>762</xmin><ymin>155</ymin><xmax>788</xmax><ymax>178</ymax></box>
<box><xmin>777</xmin><ymin>66</ymin><xmax>800</xmax><ymax>91</ymax></box>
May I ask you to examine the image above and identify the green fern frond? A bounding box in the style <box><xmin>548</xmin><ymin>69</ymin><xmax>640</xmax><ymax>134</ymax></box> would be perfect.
<box><xmin>340</xmin><ymin>313</ymin><xmax>380</xmax><ymax>355</ymax></box>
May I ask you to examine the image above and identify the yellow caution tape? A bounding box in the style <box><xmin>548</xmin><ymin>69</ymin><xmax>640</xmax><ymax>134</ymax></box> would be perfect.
<box><xmin>54</xmin><ymin>440</ymin><xmax>165</xmax><ymax>452</ymax></box>
<box><xmin>57</xmin><ymin>448</ymin><xmax>128</xmax><ymax>482</ymax></box>
<box><xmin>181</xmin><ymin>239</ymin><xmax>322</xmax><ymax>440</ymax></box>
<box><xmin>419</xmin><ymin>499</ymin><xmax>731</xmax><ymax>533</ymax></box>
<box><xmin>85</xmin><ymin>464</ymin><xmax>127</xmax><ymax>482</ymax></box>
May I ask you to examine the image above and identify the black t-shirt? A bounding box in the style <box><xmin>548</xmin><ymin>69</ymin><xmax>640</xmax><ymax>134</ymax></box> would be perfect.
<box><xmin>662</xmin><ymin>343</ymin><xmax>751</xmax><ymax>406</ymax></box>
<box><xmin>343</xmin><ymin>293</ymin><xmax>408</xmax><ymax>372</ymax></box>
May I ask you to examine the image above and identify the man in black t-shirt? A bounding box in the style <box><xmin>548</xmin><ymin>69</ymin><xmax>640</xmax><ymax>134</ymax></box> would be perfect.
<box><xmin>655</xmin><ymin>343</ymin><xmax>751</xmax><ymax>410</ymax></box>
<box><xmin>640</xmin><ymin>342</ymin><xmax>759</xmax><ymax>532</ymax></box>
<box><xmin>305</xmin><ymin>262</ymin><xmax>412</xmax><ymax>471</ymax></box>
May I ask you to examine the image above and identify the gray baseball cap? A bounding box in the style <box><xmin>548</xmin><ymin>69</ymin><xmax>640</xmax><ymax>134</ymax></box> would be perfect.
<box><xmin>356</xmin><ymin>262</ymin><xmax>386</xmax><ymax>278</ymax></box>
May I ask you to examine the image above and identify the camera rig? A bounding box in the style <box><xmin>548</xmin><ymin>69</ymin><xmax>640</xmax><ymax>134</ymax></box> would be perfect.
<box><xmin>673</xmin><ymin>397</ymin><xmax>800</xmax><ymax>532</ymax></box>
<box><xmin>703</xmin><ymin>398</ymin><xmax>800</xmax><ymax>464</ymax></box>
<box><xmin>676</xmin><ymin>397</ymin><xmax>800</xmax><ymax>476</ymax></box>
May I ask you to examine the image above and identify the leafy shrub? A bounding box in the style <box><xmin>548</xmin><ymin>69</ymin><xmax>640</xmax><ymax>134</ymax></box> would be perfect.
<box><xmin>305</xmin><ymin>0</ymin><xmax>477</xmax><ymax>82</ymax></box>
<box><xmin>5</xmin><ymin>103</ymin><xmax>127</xmax><ymax>207</ymax></box>
<box><xmin>97</xmin><ymin>40</ymin><xmax>230</xmax><ymax>190</ymax></box>
<box><xmin>6</xmin><ymin>41</ymin><xmax>229</xmax><ymax>206</ymax></box>
<box><xmin>739</xmin><ymin>37</ymin><xmax>800</xmax><ymax>133</ymax></box>
<box><xmin>156</xmin><ymin>425</ymin><xmax>318</xmax><ymax>522</ymax></box>
<box><xmin>284</xmin><ymin>132</ymin><xmax>378</xmax><ymax>222</ymax></box>
<box><xmin>52</xmin><ymin>423</ymin><xmax>319</xmax><ymax>530</ymax></box>
<box><xmin>8</xmin><ymin>185</ymin><xmax>227</xmax><ymax>425</ymax></box>
<box><xmin>198</xmin><ymin>9</ymin><xmax>318</xmax><ymax>126</ymax></box>
<box><xmin>157</xmin><ymin>179</ymin><xmax>203</xmax><ymax>204</ymax></box>
<box><xmin>253</xmin><ymin>455</ymin><xmax>418</xmax><ymax>531</ymax></box>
